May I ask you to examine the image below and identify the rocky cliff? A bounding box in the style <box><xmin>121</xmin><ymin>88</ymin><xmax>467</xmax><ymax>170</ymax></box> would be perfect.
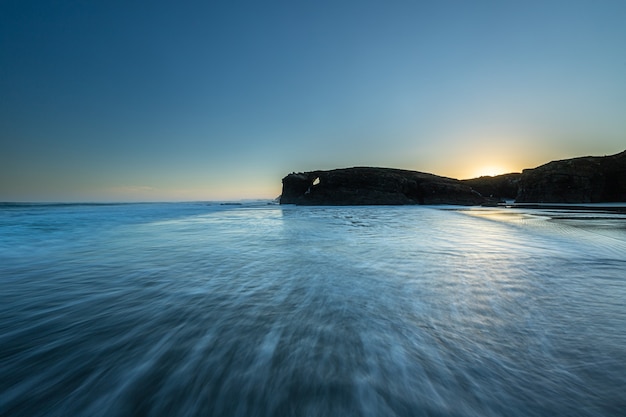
<box><xmin>280</xmin><ymin>150</ymin><xmax>626</xmax><ymax>206</ymax></box>
<box><xmin>515</xmin><ymin>150</ymin><xmax>626</xmax><ymax>203</ymax></box>
<box><xmin>280</xmin><ymin>167</ymin><xmax>485</xmax><ymax>205</ymax></box>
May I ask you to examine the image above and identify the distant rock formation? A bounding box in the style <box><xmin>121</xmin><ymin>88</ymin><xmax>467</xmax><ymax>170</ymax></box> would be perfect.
<box><xmin>516</xmin><ymin>150</ymin><xmax>626</xmax><ymax>203</ymax></box>
<box><xmin>280</xmin><ymin>167</ymin><xmax>485</xmax><ymax>205</ymax></box>
<box><xmin>280</xmin><ymin>150</ymin><xmax>626</xmax><ymax>206</ymax></box>
<box><xmin>462</xmin><ymin>173</ymin><xmax>521</xmax><ymax>201</ymax></box>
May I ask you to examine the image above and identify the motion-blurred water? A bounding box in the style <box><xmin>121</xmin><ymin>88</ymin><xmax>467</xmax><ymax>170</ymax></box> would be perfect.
<box><xmin>1</xmin><ymin>202</ymin><xmax>625</xmax><ymax>417</ymax></box>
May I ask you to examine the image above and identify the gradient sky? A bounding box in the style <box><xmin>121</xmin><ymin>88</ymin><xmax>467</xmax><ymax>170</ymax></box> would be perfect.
<box><xmin>1</xmin><ymin>0</ymin><xmax>625</xmax><ymax>201</ymax></box>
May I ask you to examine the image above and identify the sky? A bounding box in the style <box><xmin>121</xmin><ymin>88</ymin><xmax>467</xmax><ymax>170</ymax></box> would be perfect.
<box><xmin>1</xmin><ymin>0</ymin><xmax>625</xmax><ymax>202</ymax></box>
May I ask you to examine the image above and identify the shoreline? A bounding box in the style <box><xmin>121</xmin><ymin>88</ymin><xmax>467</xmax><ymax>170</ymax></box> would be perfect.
<box><xmin>501</xmin><ymin>202</ymin><xmax>626</xmax><ymax>213</ymax></box>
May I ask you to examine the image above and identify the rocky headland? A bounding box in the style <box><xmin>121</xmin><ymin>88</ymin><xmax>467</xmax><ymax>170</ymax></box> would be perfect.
<box><xmin>280</xmin><ymin>167</ymin><xmax>484</xmax><ymax>205</ymax></box>
<box><xmin>515</xmin><ymin>150</ymin><xmax>626</xmax><ymax>203</ymax></box>
<box><xmin>280</xmin><ymin>150</ymin><xmax>626</xmax><ymax>205</ymax></box>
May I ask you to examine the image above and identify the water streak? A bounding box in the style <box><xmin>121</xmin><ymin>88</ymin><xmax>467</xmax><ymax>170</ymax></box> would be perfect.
<box><xmin>1</xmin><ymin>203</ymin><xmax>625</xmax><ymax>416</ymax></box>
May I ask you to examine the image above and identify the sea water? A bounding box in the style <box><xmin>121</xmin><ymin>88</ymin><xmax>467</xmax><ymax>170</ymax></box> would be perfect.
<box><xmin>1</xmin><ymin>202</ymin><xmax>625</xmax><ymax>417</ymax></box>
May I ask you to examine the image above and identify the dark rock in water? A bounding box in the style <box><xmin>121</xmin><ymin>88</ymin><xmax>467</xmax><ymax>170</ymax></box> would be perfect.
<box><xmin>516</xmin><ymin>150</ymin><xmax>626</xmax><ymax>203</ymax></box>
<box><xmin>462</xmin><ymin>173</ymin><xmax>522</xmax><ymax>201</ymax></box>
<box><xmin>280</xmin><ymin>167</ymin><xmax>485</xmax><ymax>205</ymax></box>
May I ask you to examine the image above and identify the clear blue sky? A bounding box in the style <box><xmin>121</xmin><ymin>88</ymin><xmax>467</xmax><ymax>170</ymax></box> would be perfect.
<box><xmin>1</xmin><ymin>0</ymin><xmax>625</xmax><ymax>201</ymax></box>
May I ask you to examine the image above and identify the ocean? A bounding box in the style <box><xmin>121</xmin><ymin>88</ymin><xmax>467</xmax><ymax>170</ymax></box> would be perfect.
<box><xmin>1</xmin><ymin>202</ymin><xmax>625</xmax><ymax>417</ymax></box>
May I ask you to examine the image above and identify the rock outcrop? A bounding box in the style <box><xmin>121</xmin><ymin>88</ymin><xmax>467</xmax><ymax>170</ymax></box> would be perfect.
<box><xmin>462</xmin><ymin>173</ymin><xmax>521</xmax><ymax>201</ymax></box>
<box><xmin>515</xmin><ymin>150</ymin><xmax>626</xmax><ymax>203</ymax></box>
<box><xmin>280</xmin><ymin>150</ymin><xmax>626</xmax><ymax>206</ymax></box>
<box><xmin>280</xmin><ymin>167</ymin><xmax>485</xmax><ymax>205</ymax></box>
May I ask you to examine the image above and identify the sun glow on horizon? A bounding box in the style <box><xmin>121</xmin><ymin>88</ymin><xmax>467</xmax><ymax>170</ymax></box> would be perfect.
<box><xmin>471</xmin><ymin>165</ymin><xmax>512</xmax><ymax>178</ymax></box>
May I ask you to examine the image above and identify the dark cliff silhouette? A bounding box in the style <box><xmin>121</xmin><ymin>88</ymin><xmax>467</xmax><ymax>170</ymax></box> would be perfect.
<box><xmin>280</xmin><ymin>167</ymin><xmax>484</xmax><ymax>205</ymax></box>
<box><xmin>280</xmin><ymin>150</ymin><xmax>626</xmax><ymax>205</ymax></box>
<box><xmin>515</xmin><ymin>150</ymin><xmax>626</xmax><ymax>203</ymax></box>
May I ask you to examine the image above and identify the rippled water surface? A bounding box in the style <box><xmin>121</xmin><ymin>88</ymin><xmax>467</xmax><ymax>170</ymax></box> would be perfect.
<box><xmin>1</xmin><ymin>203</ymin><xmax>625</xmax><ymax>417</ymax></box>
